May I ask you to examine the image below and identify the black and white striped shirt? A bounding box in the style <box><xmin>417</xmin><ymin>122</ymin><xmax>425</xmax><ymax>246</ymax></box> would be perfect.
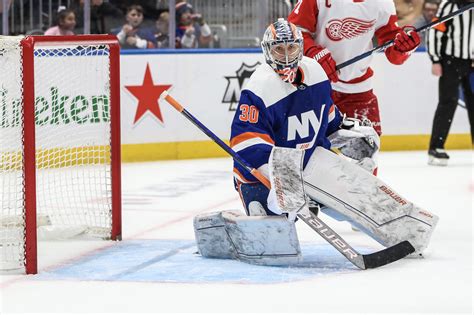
<box><xmin>427</xmin><ymin>0</ymin><xmax>474</xmax><ymax>62</ymax></box>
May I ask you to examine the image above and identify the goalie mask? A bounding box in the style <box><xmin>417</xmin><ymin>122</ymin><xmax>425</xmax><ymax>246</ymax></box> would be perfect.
<box><xmin>261</xmin><ymin>18</ymin><xmax>303</xmax><ymax>83</ymax></box>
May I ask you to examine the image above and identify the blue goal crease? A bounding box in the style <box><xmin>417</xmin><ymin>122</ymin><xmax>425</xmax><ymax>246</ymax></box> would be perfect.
<box><xmin>35</xmin><ymin>239</ymin><xmax>365</xmax><ymax>284</ymax></box>
<box><xmin>105</xmin><ymin>242</ymin><xmax>196</xmax><ymax>281</ymax></box>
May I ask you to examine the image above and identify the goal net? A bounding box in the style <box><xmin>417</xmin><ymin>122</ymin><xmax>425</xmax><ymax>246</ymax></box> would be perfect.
<box><xmin>0</xmin><ymin>35</ymin><xmax>121</xmax><ymax>274</ymax></box>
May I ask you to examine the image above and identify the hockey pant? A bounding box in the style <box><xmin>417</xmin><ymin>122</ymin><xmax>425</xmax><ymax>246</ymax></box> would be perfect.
<box><xmin>332</xmin><ymin>89</ymin><xmax>382</xmax><ymax>136</ymax></box>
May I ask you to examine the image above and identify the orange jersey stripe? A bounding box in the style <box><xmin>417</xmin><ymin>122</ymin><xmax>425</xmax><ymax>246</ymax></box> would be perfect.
<box><xmin>329</xmin><ymin>104</ymin><xmax>335</xmax><ymax>114</ymax></box>
<box><xmin>230</xmin><ymin>132</ymin><xmax>275</xmax><ymax>148</ymax></box>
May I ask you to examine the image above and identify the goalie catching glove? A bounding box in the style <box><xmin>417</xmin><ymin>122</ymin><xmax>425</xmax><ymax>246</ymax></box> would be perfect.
<box><xmin>328</xmin><ymin>116</ymin><xmax>380</xmax><ymax>172</ymax></box>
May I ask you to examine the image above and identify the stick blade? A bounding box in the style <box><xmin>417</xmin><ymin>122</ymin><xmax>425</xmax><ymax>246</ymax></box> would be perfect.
<box><xmin>362</xmin><ymin>241</ymin><xmax>415</xmax><ymax>269</ymax></box>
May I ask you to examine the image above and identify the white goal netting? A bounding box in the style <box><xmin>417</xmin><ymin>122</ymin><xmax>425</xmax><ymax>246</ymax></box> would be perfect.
<box><xmin>0</xmin><ymin>36</ymin><xmax>115</xmax><ymax>271</ymax></box>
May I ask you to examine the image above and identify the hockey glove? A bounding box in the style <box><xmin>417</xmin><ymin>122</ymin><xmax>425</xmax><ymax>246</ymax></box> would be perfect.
<box><xmin>312</xmin><ymin>46</ymin><xmax>339</xmax><ymax>83</ymax></box>
<box><xmin>393</xmin><ymin>26</ymin><xmax>420</xmax><ymax>54</ymax></box>
<box><xmin>329</xmin><ymin>117</ymin><xmax>380</xmax><ymax>164</ymax></box>
<box><xmin>385</xmin><ymin>26</ymin><xmax>420</xmax><ymax>65</ymax></box>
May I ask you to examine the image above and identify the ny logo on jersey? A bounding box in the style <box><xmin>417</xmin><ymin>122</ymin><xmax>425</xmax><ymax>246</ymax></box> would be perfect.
<box><xmin>287</xmin><ymin>107</ymin><xmax>325</xmax><ymax>142</ymax></box>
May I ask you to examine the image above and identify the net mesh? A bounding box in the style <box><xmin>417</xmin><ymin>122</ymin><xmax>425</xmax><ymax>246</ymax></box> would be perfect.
<box><xmin>0</xmin><ymin>37</ymin><xmax>25</xmax><ymax>270</ymax></box>
<box><xmin>0</xmin><ymin>37</ymin><xmax>114</xmax><ymax>271</ymax></box>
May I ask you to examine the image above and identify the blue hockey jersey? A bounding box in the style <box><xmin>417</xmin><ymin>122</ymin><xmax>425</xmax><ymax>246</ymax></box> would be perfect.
<box><xmin>230</xmin><ymin>56</ymin><xmax>342</xmax><ymax>183</ymax></box>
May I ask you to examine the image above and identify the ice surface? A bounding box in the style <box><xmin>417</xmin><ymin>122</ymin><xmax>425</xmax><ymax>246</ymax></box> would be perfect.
<box><xmin>1</xmin><ymin>151</ymin><xmax>472</xmax><ymax>313</ymax></box>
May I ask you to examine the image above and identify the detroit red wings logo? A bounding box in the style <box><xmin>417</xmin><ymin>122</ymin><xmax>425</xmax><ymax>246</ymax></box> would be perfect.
<box><xmin>325</xmin><ymin>18</ymin><xmax>375</xmax><ymax>41</ymax></box>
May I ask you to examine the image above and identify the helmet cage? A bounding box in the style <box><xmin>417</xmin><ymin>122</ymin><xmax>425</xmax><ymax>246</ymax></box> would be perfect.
<box><xmin>261</xmin><ymin>19</ymin><xmax>303</xmax><ymax>72</ymax></box>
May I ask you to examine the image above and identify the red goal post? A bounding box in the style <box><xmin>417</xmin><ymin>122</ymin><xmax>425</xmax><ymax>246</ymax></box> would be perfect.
<box><xmin>0</xmin><ymin>35</ymin><xmax>122</xmax><ymax>274</ymax></box>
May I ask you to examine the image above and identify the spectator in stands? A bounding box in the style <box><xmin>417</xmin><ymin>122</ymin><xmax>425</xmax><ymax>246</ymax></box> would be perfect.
<box><xmin>175</xmin><ymin>2</ymin><xmax>212</xmax><ymax>49</ymax></box>
<box><xmin>114</xmin><ymin>5</ymin><xmax>156</xmax><ymax>49</ymax></box>
<box><xmin>44</xmin><ymin>8</ymin><xmax>76</xmax><ymax>36</ymax></box>
<box><xmin>413</xmin><ymin>0</ymin><xmax>441</xmax><ymax>47</ymax></box>
<box><xmin>71</xmin><ymin>0</ymin><xmax>123</xmax><ymax>34</ymax></box>
<box><xmin>110</xmin><ymin>0</ymin><xmax>162</xmax><ymax>24</ymax></box>
<box><xmin>154</xmin><ymin>11</ymin><xmax>170</xmax><ymax>48</ymax></box>
<box><xmin>0</xmin><ymin>0</ymin><xmax>12</xmax><ymax>35</ymax></box>
<box><xmin>394</xmin><ymin>0</ymin><xmax>424</xmax><ymax>27</ymax></box>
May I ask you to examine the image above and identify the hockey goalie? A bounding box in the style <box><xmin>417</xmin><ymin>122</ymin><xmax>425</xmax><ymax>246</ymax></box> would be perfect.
<box><xmin>193</xmin><ymin>19</ymin><xmax>438</xmax><ymax>267</ymax></box>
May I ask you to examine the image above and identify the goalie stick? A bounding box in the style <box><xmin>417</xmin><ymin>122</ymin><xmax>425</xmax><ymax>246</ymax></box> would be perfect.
<box><xmin>335</xmin><ymin>3</ymin><xmax>474</xmax><ymax>71</ymax></box>
<box><xmin>161</xmin><ymin>91</ymin><xmax>415</xmax><ymax>269</ymax></box>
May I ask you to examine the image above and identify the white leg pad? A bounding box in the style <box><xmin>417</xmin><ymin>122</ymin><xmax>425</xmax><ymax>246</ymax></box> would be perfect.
<box><xmin>304</xmin><ymin>147</ymin><xmax>439</xmax><ymax>254</ymax></box>
<box><xmin>194</xmin><ymin>210</ymin><xmax>301</xmax><ymax>266</ymax></box>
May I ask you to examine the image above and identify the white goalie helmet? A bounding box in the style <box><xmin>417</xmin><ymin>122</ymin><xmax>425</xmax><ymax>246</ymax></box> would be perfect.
<box><xmin>261</xmin><ymin>18</ymin><xmax>304</xmax><ymax>83</ymax></box>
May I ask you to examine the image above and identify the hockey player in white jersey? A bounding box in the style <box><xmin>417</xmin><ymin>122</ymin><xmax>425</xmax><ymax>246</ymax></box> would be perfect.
<box><xmin>288</xmin><ymin>0</ymin><xmax>421</xmax><ymax>140</ymax></box>
<box><xmin>194</xmin><ymin>19</ymin><xmax>436</xmax><ymax>265</ymax></box>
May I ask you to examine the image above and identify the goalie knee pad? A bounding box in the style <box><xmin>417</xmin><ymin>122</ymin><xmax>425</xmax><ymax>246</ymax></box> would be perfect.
<box><xmin>248</xmin><ymin>201</ymin><xmax>267</xmax><ymax>216</ymax></box>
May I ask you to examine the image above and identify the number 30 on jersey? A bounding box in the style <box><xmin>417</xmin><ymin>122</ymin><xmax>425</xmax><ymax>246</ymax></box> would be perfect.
<box><xmin>239</xmin><ymin>104</ymin><xmax>259</xmax><ymax>123</ymax></box>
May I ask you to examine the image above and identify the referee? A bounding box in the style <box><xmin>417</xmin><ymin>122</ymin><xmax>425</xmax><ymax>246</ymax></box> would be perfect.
<box><xmin>427</xmin><ymin>0</ymin><xmax>473</xmax><ymax>166</ymax></box>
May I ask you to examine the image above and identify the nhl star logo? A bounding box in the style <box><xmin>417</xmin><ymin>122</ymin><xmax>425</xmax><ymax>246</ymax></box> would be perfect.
<box><xmin>222</xmin><ymin>62</ymin><xmax>260</xmax><ymax>111</ymax></box>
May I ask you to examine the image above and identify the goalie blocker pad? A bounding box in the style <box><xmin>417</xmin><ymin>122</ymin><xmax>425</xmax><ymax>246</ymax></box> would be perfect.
<box><xmin>194</xmin><ymin>210</ymin><xmax>301</xmax><ymax>266</ymax></box>
<box><xmin>304</xmin><ymin>147</ymin><xmax>438</xmax><ymax>254</ymax></box>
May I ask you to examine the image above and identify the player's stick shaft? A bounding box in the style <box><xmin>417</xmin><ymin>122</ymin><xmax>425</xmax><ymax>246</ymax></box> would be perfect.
<box><xmin>336</xmin><ymin>3</ymin><xmax>474</xmax><ymax>70</ymax></box>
